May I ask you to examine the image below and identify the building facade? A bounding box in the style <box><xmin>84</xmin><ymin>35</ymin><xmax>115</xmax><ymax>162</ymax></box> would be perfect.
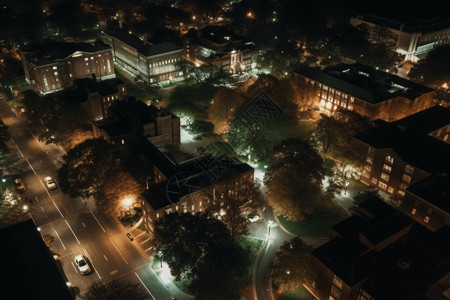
<box><xmin>352</xmin><ymin>106</ymin><xmax>450</xmax><ymax>200</ymax></box>
<box><xmin>102</xmin><ymin>27</ymin><xmax>183</xmax><ymax>83</ymax></box>
<box><xmin>293</xmin><ymin>63</ymin><xmax>434</xmax><ymax>122</ymax></box>
<box><xmin>182</xmin><ymin>26</ymin><xmax>257</xmax><ymax>73</ymax></box>
<box><xmin>20</xmin><ymin>42</ymin><xmax>115</xmax><ymax>94</ymax></box>
<box><xmin>350</xmin><ymin>15</ymin><xmax>450</xmax><ymax>62</ymax></box>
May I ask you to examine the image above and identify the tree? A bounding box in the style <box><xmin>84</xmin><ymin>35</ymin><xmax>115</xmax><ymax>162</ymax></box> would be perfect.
<box><xmin>271</xmin><ymin>237</ymin><xmax>316</xmax><ymax>293</ymax></box>
<box><xmin>310</xmin><ymin>114</ymin><xmax>343</xmax><ymax>154</ymax></box>
<box><xmin>409</xmin><ymin>44</ymin><xmax>450</xmax><ymax>87</ymax></box>
<box><xmin>209</xmin><ymin>88</ymin><xmax>246</xmax><ymax>134</ymax></box>
<box><xmin>57</xmin><ymin>138</ymin><xmax>116</xmax><ymax>199</ymax></box>
<box><xmin>84</xmin><ymin>278</ymin><xmax>148</xmax><ymax>300</ymax></box>
<box><xmin>264</xmin><ymin>138</ymin><xmax>326</xmax><ymax>221</ymax></box>
<box><xmin>349</xmin><ymin>189</ymin><xmax>382</xmax><ymax>214</ymax></box>
<box><xmin>203</xmin><ymin>181</ymin><xmax>264</xmax><ymax>239</ymax></box>
<box><xmin>153</xmin><ymin>212</ymin><xmax>247</xmax><ymax>299</ymax></box>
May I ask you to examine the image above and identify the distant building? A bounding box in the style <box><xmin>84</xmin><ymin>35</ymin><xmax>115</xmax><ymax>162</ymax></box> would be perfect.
<box><xmin>305</xmin><ymin>197</ymin><xmax>450</xmax><ymax>300</ymax></box>
<box><xmin>352</xmin><ymin>105</ymin><xmax>450</xmax><ymax>200</ymax></box>
<box><xmin>92</xmin><ymin>97</ymin><xmax>180</xmax><ymax>148</ymax></box>
<box><xmin>72</xmin><ymin>76</ymin><xmax>127</xmax><ymax>120</ymax></box>
<box><xmin>102</xmin><ymin>26</ymin><xmax>183</xmax><ymax>83</ymax></box>
<box><xmin>0</xmin><ymin>220</ymin><xmax>73</xmax><ymax>300</ymax></box>
<box><xmin>182</xmin><ymin>26</ymin><xmax>257</xmax><ymax>73</ymax></box>
<box><xmin>19</xmin><ymin>42</ymin><xmax>115</xmax><ymax>94</ymax></box>
<box><xmin>138</xmin><ymin>139</ymin><xmax>254</xmax><ymax>237</ymax></box>
<box><xmin>293</xmin><ymin>63</ymin><xmax>434</xmax><ymax>122</ymax></box>
<box><xmin>350</xmin><ymin>15</ymin><xmax>450</xmax><ymax>62</ymax></box>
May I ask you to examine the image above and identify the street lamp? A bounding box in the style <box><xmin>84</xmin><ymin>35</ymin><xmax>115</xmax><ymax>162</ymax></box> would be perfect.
<box><xmin>22</xmin><ymin>205</ymin><xmax>28</xmax><ymax>212</ymax></box>
<box><xmin>122</xmin><ymin>198</ymin><xmax>133</xmax><ymax>226</ymax></box>
<box><xmin>268</xmin><ymin>220</ymin><xmax>273</xmax><ymax>236</ymax></box>
<box><xmin>1</xmin><ymin>178</ymin><xmax>6</xmax><ymax>194</ymax></box>
<box><xmin>344</xmin><ymin>180</ymin><xmax>350</xmax><ymax>195</ymax></box>
<box><xmin>158</xmin><ymin>250</ymin><xmax>163</xmax><ymax>268</ymax></box>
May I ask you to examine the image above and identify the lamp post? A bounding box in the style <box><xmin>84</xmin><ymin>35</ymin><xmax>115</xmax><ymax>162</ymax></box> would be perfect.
<box><xmin>122</xmin><ymin>198</ymin><xmax>133</xmax><ymax>226</ymax></box>
<box><xmin>268</xmin><ymin>220</ymin><xmax>273</xmax><ymax>236</ymax></box>
<box><xmin>158</xmin><ymin>250</ymin><xmax>163</xmax><ymax>268</ymax></box>
<box><xmin>344</xmin><ymin>180</ymin><xmax>350</xmax><ymax>195</ymax></box>
<box><xmin>1</xmin><ymin>178</ymin><xmax>6</xmax><ymax>196</ymax></box>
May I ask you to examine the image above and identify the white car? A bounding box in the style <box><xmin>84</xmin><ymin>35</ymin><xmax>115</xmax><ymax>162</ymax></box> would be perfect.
<box><xmin>74</xmin><ymin>255</ymin><xmax>91</xmax><ymax>275</ymax></box>
<box><xmin>248</xmin><ymin>214</ymin><xmax>261</xmax><ymax>223</ymax></box>
<box><xmin>44</xmin><ymin>176</ymin><xmax>57</xmax><ymax>190</ymax></box>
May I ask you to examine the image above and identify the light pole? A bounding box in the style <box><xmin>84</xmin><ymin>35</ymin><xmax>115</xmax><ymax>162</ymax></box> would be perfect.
<box><xmin>1</xmin><ymin>178</ymin><xmax>6</xmax><ymax>196</ymax></box>
<box><xmin>158</xmin><ymin>250</ymin><xmax>163</xmax><ymax>268</ymax></box>
<box><xmin>268</xmin><ymin>220</ymin><xmax>273</xmax><ymax>236</ymax></box>
<box><xmin>344</xmin><ymin>180</ymin><xmax>350</xmax><ymax>195</ymax></box>
<box><xmin>122</xmin><ymin>198</ymin><xmax>133</xmax><ymax>226</ymax></box>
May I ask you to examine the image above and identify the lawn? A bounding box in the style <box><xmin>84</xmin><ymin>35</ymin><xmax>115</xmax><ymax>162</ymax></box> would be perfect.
<box><xmin>237</xmin><ymin>237</ymin><xmax>264</xmax><ymax>283</ymax></box>
<box><xmin>277</xmin><ymin>287</ymin><xmax>315</xmax><ymax>300</ymax></box>
<box><xmin>278</xmin><ymin>204</ymin><xmax>349</xmax><ymax>237</ymax></box>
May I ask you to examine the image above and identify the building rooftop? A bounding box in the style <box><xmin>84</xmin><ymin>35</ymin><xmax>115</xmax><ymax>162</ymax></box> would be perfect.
<box><xmin>354</xmin><ymin>105</ymin><xmax>450</xmax><ymax>174</ymax></box>
<box><xmin>406</xmin><ymin>173</ymin><xmax>450</xmax><ymax>214</ymax></box>
<box><xmin>0</xmin><ymin>220</ymin><xmax>72</xmax><ymax>300</ymax></box>
<box><xmin>295</xmin><ymin>63</ymin><xmax>433</xmax><ymax>104</ymax></box>
<box><xmin>20</xmin><ymin>41</ymin><xmax>111</xmax><ymax>67</ymax></box>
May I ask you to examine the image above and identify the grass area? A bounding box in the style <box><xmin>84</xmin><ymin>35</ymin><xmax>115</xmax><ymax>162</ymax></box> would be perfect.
<box><xmin>278</xmin><ymin>204</ymin><xmax>349</xmax><ymax>237</ymax></box>
<box><xmin>277</xmin><ymin>287</ymin><xmax>315</xmax><ymax>300</ymax></box>
<box><xmin>237</xmin><ymin>237</ymin><xmax>264</xmax><ymax>283</ymax></box>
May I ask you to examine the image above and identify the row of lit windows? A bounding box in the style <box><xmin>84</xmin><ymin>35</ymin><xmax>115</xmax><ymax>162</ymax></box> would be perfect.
<box><xmin>150</xmin><ymin>57</ymin><xmax>179</xmax><ymax>68</ymax></box>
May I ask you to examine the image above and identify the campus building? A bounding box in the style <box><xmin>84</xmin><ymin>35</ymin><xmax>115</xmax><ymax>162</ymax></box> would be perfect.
<box><xmin>138</xmin><ymin>139</ymin><xmax>254</xmax><ymax>237</ymax></box>
<box><xmin>305</xmin><ymin>197</ymin><xmax>450</xmax><ymax>300</ymax></box>
<box><xmin>293</xmin><ymin>63</ymin><xmax>434</xmax><ymax>122</ymax></box>
<box><xmin>19</xmin><ymin>42</ymin><xmax>115</xmax><ymax>94</ymax></box>
<box><xmin>350</xmin><ymin>15</ymin><xmax>450</xmax><ymax>62</ymax></box>
<box><xmin>102</xmin><ymin>26</ymin><xmax>183</xmax><ymax>83</ymax></box>
<box><xmin>182</xmin><ymin>26</ymin><xmax>257</xmax><ymax>73</ymax></box>
<box><xmin>351</xmin><ymin>105</ymin><xmax>450</xmax><ymax>201</ymax></box>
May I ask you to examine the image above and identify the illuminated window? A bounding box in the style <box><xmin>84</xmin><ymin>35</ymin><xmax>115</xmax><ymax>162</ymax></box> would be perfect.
<box><xmin>381</xmin><ymin>172</ymin><xmax>390</xmax><ymax>181</ymax></box>
<box><xmin>364</xmin><ymin>165</ymin><xmax>371</xmax><ymax>171</ymax></box>
<box><xmin>348</xmin><ymin>105</ymin><xmax>353</xmax><ymax>110</ymax></box>
<box><xmin>90</xmin><ymin>56</ymin><xmax>94</xmax><ymax>60</ymax></box>
<box><xmin>362</xmin><ymin>170</ymin><xmax>370</xmax><ymax>178</ymax></box>
<box><xmin>330</xmin><ymin>285</ymin><xmax>341</xmax><ymax>299</ymax></box>
<box><xmin>192</xmin><ymin>205</ymin><xmax>195</xmax><ymax>211</ymax></box>
<box><xmin>372</xmin><ymin>178</ymin><xmax>377</xmax><ymax>184</ymax></box>
<box><xmin>411</xmin><ymin>208</ymin><xmax>416</xmax><ymax>215</ymax></box>
<box><xmin>84</xmin><ymin>57</ymin><xmax>89</xmax><ymax>61</ymax></box>
<box><xmin>368</xmin><ymin>147</ymin><xmax>375</xmax><ymax>156</ymax></box>
<box><xmin>156</xmin><ymin>213</ymin><xmax>159</xmax><ymax>218</ymax></box>
<box><xmin>378</xmin><ymin>181</ymin><xmax>387</xmax><ymax>190</ymax></box>
<box><xmin>387</xmin><ymin>187</ymin><xmax>394</xmax><ymax>193</ymax></box>
<box><xmin>402</xmin><ymin>174</ymin><xmax>411</xmax><ymax>183</ymax></box>
<box><xmin>385</xmin><ymin>155</ymin><xmax>394</xmax><ymax>164</ymax></box>
<box><xmin>333</xmin><ymin>276</ymin><xmax>343</xmax><ymax>289</ymax></box>
<box><xmin>52</xmin><ymin>66</ymin><xmax>57</xmax><ymax>70</ymax></box>
<box><xmin>424</xmin><ymin>216</ymin><xmax>430</xmax><ymax>223</ymax></box>
<box><xmin>398</xmin><ymin>190</ymin><xmax>405</xmax><ymax>196</ymax></box>
<box><xmin>405</xmin><ymin>165</ymin><xmax>414</xmax><ymax>175</ymax></box>
<box><xmin>366</xmin><ymin>156</ymin><xmax>373</xmax><ymax>164</ymax></box>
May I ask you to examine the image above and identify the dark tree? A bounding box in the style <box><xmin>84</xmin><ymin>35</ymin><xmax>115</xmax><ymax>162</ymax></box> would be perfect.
<box><xmin>409</xmin><ymin>44</ymin><xmax>450</xmax><ymax>87</ymax></box>
<box><xmin>84</xmin><ymin>278</ymin><xmax>148</xmax><ymax>300</ymax></box>
<box><xmin>349</xmin><ymin>189</ymin><xmax>383</xmax><ymax>214</ymax></box>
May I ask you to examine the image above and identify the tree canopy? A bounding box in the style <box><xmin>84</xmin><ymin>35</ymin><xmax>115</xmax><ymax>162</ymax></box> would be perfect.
<box><xmin>409</xmin><ymin>44</ymin><xmax>450</xmax><ymax>86</ymax></box>
<box><xmin>84</xmin><ymin>278</ymin><xmax>148</xmax><ymax>300</ymax></box>
<box><xmin>209</xmin><ymin>88</ymin><xmax>246</xmax><ymax>134</ymax></box>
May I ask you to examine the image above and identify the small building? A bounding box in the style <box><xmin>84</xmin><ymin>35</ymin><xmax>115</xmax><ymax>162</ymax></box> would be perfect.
<box><xmin>92</xmin><ymin>97</ymin><xmax>180</xmax><ymax>148</ymax></box>
<box><xmin>182</xmin><ymin>26</ymin><xmax>257</xmax><ymax>73</ymax></box>
<box><xmin>0</xmin><ymin>219</ymin><xmax>73</xmax><ymax>300</ymax></box>
<box><xmin>352</xmin><ymin>105</ymin><xmax>450</xmax><ymax>200</ymax></box>
<box><xmin>306</xmin><ymin>197</ymin><xmax>450</xmax><ymax>300</ymax></box>
<box><xmin>102</xmin><ymin>26</ymin><xmax>183</xmax><ymax>83</ymax></box>
<box><xmin>19</xmin><ymin>41</ymin><xmax>115</xmax><ymax>94</ymax></box>
<box><xmin>350</xmin><ymin>15</ymin><xmax>450</xmax><ymax>62</ymax></box>
<box><xmin>293</xmin><ymin>63</ymin><xmax>434</xmax><ymax>122</ymax></box>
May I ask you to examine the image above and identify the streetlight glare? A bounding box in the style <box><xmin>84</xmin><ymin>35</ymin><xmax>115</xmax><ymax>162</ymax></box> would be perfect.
<box><xmin>123</xmin><ymin>197</ymin><xmax>132</xmax><ymax>207</ymax></box>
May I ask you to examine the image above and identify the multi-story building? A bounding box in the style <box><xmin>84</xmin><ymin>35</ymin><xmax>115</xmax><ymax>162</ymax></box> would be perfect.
<box><xmin>102</xmin><ymin>26</ymin><xmax>183</xmax><ymax>83</ymax></box>
<box><xmin>293</xmin><ymin>63</ymin><xmax>434</xmax><ymax>122</ymax></box>
<box><xmin>350</xmin><ymin>15</ymin><xmax>450</xmax><ymax>62</ymax></box>
<box><xmin>92</xmin><ymin>97</ymin><xmax>180</xmax><ymax>148</ymax></box>
<box><xmin>352</xmin><ymin>105</ymin><xmax>450</xmax><ymax>200</ymax></box>
<box><xmin>182</xmin><ymin>26</ymin><xmax>257</xmax><ymax>73</ymax></box>
<box><xmin>306</xmin><ymin>196</ymin><xmax>450</xmax><ymax>300</ymax></box>
<box><xmin>19</xmin><ymin>42</ymin><xmax>115</xmax><ymax>94</ymax></box>
<box><xmin>138</xmin><ymin>139</ymin><xmax>254</xmax><ymax>237</ymax></box>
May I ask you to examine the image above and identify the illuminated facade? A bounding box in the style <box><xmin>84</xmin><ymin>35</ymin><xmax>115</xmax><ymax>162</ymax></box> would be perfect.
<box><xmin>102</xmin><ymin>27</ymin><xmax>183</xmax><ymax>83</ymax></box>
<box><xmin>182</xmin><ymin>26</ymin><xmax>257</xmax><ymax>73</ymax></box>
<box><xmin>352</xmin><ymin>106</ymin><xmax>450</xmax><ymax>201</ymax></box>
<box><xmin>294</xmin><ymin>63</ymin><xmax>434</xmax><ymax>122</ymax></box>
<box><xmin>350</xmin><ymin>15</ymin><xmax>450</xmax><ymax>62</ymax></box>
<box><xmin>20</xmin><ymin>42</ymin><xmax>115</xmax><ymax>94</ymax></box>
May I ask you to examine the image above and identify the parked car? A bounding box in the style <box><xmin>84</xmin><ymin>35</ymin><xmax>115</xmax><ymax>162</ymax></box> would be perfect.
<box><xmin>248</xmin><ymin>213</ymin><xmax>261</xmax><ymax>223</ymax></box>
<box><xmin>44</xmin><ymin>176</ymin><xmax>57</xmax><ymax>190</ymax></box>
<box><xmin>14</xmin><ymin>178</ymin><xmax>25</xmax><ymax>192</ymax></box>
<box><xmin>74</xmin><ymin>255</ymin><xmax>91</xmax><ymax>275</ymax></box>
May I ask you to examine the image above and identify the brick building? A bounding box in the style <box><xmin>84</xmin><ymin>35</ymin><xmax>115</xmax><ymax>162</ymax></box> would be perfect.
<box><xmin>293</xmin><ymin>63</ymin><xmax>434</xmax><ymax>122</ymax></box>
<box><xmin>305</xmin><ymin>197</ymin><xmax>450</xmax><ymax>300</ymax></box>
<box><xmin>92</xmin><ymin>97</ymin><xmax>180</xmax><ymax>148</ymax></box>
<box><xmin>352</xmin><ymin>105</ymin><xmax>450</xmax><ymax>200</ymax></box>
<box><xmin>102</xmin><ymin>26</ymin><xmax>183</xmax><ymax>83</ymax></box>
<box><xmin>182</xmin><ymin>26</ymin><xmax>257</xmax><ymax>73</ymax></box>
<box><xmin>20</xmin><ymin>42</ymin><xmax>115</xmax><ymax>94</ymax></box>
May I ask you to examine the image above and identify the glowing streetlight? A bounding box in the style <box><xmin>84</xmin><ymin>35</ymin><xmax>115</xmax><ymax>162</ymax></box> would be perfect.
<box><xmin>158</xmin><ymin>250</ymin><xmax>163</xmax><ymax>268</ymax></box>
<box><xmin>267</xmin><ymin>220</ymin><xmax>273</xmax><ymax>236</ymax></box>
<box><xmin>22</xmin><ymin>205</ymin><xmax>28</xmax><ymax>211</ymax></box>
<box><xmin>122</xmin><ymin>198</ymin><xmax>133</xmax><ymax>226</ymax></box>
<box><xmin>344</xmin><ymin>180</ymin><xmax>350</xmax><ymax>195</ymax></box>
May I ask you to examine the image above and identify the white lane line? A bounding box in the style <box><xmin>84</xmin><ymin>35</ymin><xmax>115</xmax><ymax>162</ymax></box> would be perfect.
<box><xmin>54</xmin><ymin>229</ymin><xmax>66</xmax><ymax>250</ymax></box>
<box><xmin>103</xmin><ymin>254</ymin><xmax>108</xmax><ymax>261</ymax></box>
<box><xmin>41</xmin><ymin>206</ymin><xmax>45</xmax><ymax>212</ymax></box>
<box><xmin>28</xmin><ymin>127</ymin><xmax>46</xmax><ymax>152</ymax></box>
<box><xmin>89</xmin><ymin>210</ymin><xmax>106</xmax><ymax>233</ymax></box>
<box><xmin>64</xmin><ymin>219</ymin><xmax>80</xmax><ymax>244</ymax></box>
<box><xmin>35</xmin><ymin>196</ymin><xmax>38</xmax><ymax>203</ymax></box>
<box><xmin>135</xmin><ymin>272</ymin><xmax>155</xmax><ymax>299</ymax></box>
<box><xmin>40</xmin><ymin>180</ymin><xmax>64</xmax><ymax>218</ymax></box>
<box><xmin>109</xmin><ymin>237</ymin><xmax>128</xmax><ymax>265</ymax></box>
<box><xmin>83</xmin><ymin>248</ymin><xmax>101</xmax><ymax>280</ymax></box>
<box><xmin>82</xmin><ymin>222</ymin><xmax>86</xmax><ymax>228</ymax></box>
<box><xmin>25</xmin><ymin>158</ymin><xmax>36</xmax><ymax>174</ymax></box>
<box><xmin>11</xmin><ymin>138</ymin><xmax>24</xmax><ymax>157</ymax></box>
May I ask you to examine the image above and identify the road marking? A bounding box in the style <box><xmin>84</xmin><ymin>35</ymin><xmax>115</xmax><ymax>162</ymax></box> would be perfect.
<box><xmin>83</xmin><ymin>248</ymin><xmax>101</xmax><ymax>280</ymax></box>
<box><xmin>82</xmin><ymin>222</ymin><xmax>86</xmax><ymax>228</ymax></box>
<box><xmin>28</xmin><ymin>127</ymin><xmax>46</xmax><ymax>153</ymax></box>
<box><xmin>11</xmin><ymin>138</ymin><xmax>24</xmax><ymax>157</ymax></box>
<box><xmin>109</xmin><ymin>237</ymin><xmax>128</xmax><ymax>265</ymax></box>
<box><xmin>54</xmin><ymin>229</ymin><xmax>66</xmax><ymax>250</ymax></box>
<box><xmin>135</xmin><ymin>272</ymin><xmax>155</xmax><ymax>299</ymax></box>
<box><xmin>27</xmin><ymin>184</ymin><xmax>31</xmax><ymax>189</ymax></box>
<box><xmin>103</xmin><ymin>254</ymin><xmax>108</xmax><ymax>261</ymax></box>
<box><xmin>71</xmin><ymin>261</ymin><xmax>78</xmax><ymax>273</ymax></box>
<box><xmin>40</xmin><ymin>180</ymin><xmax>64</xmax><ymax>218</ymax></box>
<box><xmin>90</xmin><ymin>210</ymin><xmax>106</xmax><ymax>233</ymax></box>
<box><xmin>25</xmin><ymin>158</ymin><xmax>36</xmax><ymax>174</ymax></box>
<box><xmin>35</xmin><ymin>196</ymin><xmax>38</xmax><ymax>202</ymax></box>
<box><xmin>41</xmin><ymin>206</ymin><xmax>45</xmax><ymax>212</ymax></box>
<box><xmin>65</xmin><ymin>219</ymin><xmax>80</xmax><ymax>244</ymax></box>
<box><xmin>40</xmin><ymin>159</ymin><xmax>43</xmax><ymax>164</ymax></box>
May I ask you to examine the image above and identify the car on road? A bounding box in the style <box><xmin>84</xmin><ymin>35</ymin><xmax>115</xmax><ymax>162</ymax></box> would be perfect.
<box><xmin>248</xmin><ymin>213</ymin><xmax>261</xmax><ymax>223</ymax></box>
<box><xmin>44</xmin><ymin>176</ymin><xmax>57</xmax><ymax>190</ymax></box>
<box><xmin>14</xmin><ymin>178</ymin><xmax>25</xmax><ymax>192</ymax></box>
<box><xmin>74</xmin><ymin>255</ymin><xmax>91</xmax><ymax>275</ymax></box>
